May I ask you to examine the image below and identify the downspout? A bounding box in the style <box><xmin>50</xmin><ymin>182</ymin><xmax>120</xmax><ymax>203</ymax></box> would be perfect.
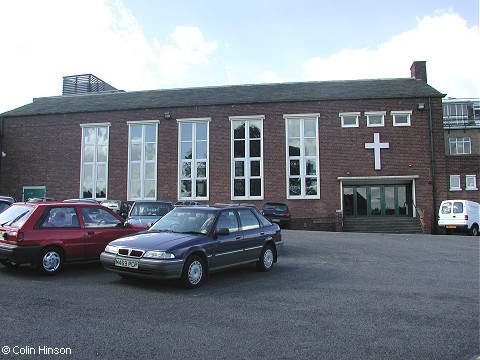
<box><xmin>428</xmin><ymin>97</ymin><xmax>437</xmax><ymax>233</ymax></box>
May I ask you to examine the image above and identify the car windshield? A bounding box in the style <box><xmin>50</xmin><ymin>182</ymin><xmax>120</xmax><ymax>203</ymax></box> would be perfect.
<box><xmin>130</xmin><ymin>203</ymin><xmax>172</xmax><ymax>217</ymax></box>
<box><xmin>150</xmin><ymin>208</ymin><xmax>217</xmax><ymax>234</ymax></box>
<box><xmin>0</xmin><ymin>205</ymin><xmax>35</xmax><ymax>228</ymax></box>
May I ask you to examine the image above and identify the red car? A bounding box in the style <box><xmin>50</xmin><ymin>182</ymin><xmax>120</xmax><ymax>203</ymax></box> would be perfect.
<box><xmin>0</xmin><ymin>202</ymin><xmax>144</xmax><ymax>275</ymax></box>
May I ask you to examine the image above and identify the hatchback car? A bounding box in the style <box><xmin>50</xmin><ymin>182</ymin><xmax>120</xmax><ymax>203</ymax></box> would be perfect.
<box><xmin>126</xmin><ymin>200</ymin><xmax>173</xmax><ymax>228</ymax></box>
<box><xmin>261</xmin><ymin>202</ymin><xmax>291</xmax><ymax>228</ymax></box>
<box><xmin>0</xmin><ymin>202</ymin><xmax>144</xmax><ymax>275</ymax></box>
<box><xmin>101</xmin><ymin>205</ymin><xmax>283</xmax><ymax>288</ymax></box>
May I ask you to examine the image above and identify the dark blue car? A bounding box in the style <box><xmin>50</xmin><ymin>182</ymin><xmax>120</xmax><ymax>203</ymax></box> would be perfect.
<box><xmin>100</xmin><ymin>205</ymin><xmax>283</xmax><ymax>288</ymax></box>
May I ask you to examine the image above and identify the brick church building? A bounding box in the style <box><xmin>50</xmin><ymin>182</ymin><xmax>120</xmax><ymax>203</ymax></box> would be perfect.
<box><xmin>0</xmin><ymin>61</ymin><xmax>448</xmax><ymax>233</ymax></box>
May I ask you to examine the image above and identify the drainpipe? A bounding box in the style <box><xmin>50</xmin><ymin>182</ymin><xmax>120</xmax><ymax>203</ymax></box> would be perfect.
<box><xmin>428</xmin><ymin>97</ymin><xmax>437</xmax><ymax>233</ymax></box>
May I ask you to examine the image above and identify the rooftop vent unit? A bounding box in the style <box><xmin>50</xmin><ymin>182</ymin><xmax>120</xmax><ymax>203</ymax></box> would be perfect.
<box><xmin>62</xmin><ymin>74</ymin><xmax>117</xmax><ymax>95</ymax></box>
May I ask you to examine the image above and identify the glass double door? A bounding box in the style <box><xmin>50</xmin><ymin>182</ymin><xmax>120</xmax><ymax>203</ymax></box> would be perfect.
<box><xmin>343</xmin><ymin>185</ymin><xmax>410</xmax><ymax>217</ymax></box>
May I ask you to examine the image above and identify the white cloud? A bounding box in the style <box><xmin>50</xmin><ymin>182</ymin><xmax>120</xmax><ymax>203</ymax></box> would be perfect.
<box><xmin>302</xmin><ymin>11</ymin><xmax>480</xmax><ymax>98</ymax></box>
<box><xmin>0</xmin><ymin>0</ymin><xmax>218</xmax><ymax>113</ymax></box>
<box><xmin>154</xmin><ymin>26</ymin><xmax>218</xmax><ymax>84</ymax></box>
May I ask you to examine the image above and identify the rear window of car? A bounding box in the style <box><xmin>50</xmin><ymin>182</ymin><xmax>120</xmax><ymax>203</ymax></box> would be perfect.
<box><xmin>441</xmin><ymin>202</ymin><xmax>452</xmax><ymax>214</ymax></box>
<box><xmin>130</xmin><ymin>203</ymin><xmax>173</xmax><ymax>216</ymax></box>
<box><xmin>441</xmin><ymin>202</ymin><xmax>464</xmax><ymax>214</ymax></box>
<box><xmin>264</xmin><ymin>203</ymin><xmax>288</xmax><ymax>211</ymax></box>
<box><xmin>452</xmin><ymin>202</ymin><xmax>464</xmax><ymax>214</ymax></box>
<box><xmin>0</xmin><ymin>204</ymin><xmax>35</xmax><ymax>228</ymax></box>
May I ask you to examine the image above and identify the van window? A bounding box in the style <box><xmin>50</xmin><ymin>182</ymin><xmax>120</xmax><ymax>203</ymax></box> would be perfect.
<box><xmin>453</xmin><ymin>202</ymin><xmax>463</xmax><ymax>214</ymax></box>
<box><xmin>441</xmin><ymin>202</ymin><xmax>452</xmax><ymax>214</ymax></box>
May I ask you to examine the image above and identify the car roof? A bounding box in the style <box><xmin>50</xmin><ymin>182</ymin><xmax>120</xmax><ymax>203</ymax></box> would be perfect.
<box><xmin>14</xmin><ymin>202</ymin><xmax>105</xmax><ymax>208</ymax></box>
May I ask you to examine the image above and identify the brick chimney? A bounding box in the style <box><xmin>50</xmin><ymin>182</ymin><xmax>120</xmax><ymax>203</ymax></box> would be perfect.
<box><xmin>410</xmin><ymin>61</ymin><xmax>427</xmax><ymax>83</ymax></box>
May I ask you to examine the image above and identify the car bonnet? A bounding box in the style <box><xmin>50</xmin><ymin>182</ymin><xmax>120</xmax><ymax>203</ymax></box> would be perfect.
<box><xmin>109</xmin><ymin>231</ymin><xmax>200</xmax><ymax>250</ymax></box>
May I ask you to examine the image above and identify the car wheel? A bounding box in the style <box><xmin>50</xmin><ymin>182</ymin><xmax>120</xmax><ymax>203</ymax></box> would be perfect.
<box><xmin>181</xmin><ymin>255</ymin><xmax>205</xmax><ymax>289</ymax></box>
<box><xmin>0</xmin><ymin>259</ymin><xmax>20</xmax><ymax>268</ymax></box>
<box><xmin>256</xmin><ymin>245</ymin><xmax>275</xmax><ymax>272</ymax></box>
<box><xmin>37</xmin><ymin>247</ymin><xmax>63</xmax><ymax>275</ymax></box>
<box><xmin>471</xmin><ymin>225</ymin><xmax>479</xmax><ymax>236</ymax></box>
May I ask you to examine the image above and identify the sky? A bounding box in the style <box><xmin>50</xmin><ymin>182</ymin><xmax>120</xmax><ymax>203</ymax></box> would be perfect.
<box><xmin>0</xmin><ymin>0</ymin><xmax>478</xmax><ymax>114</ymax></box>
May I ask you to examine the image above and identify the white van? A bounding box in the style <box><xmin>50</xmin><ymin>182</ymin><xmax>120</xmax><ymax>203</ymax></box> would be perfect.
<box><xmin>438</xmin><ymin>200</ymin><xmax>480</xmax><ymax>236</ymax></box>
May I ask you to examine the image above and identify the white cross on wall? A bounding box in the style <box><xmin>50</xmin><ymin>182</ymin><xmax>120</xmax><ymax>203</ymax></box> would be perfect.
<box><xmin>364</xmin><ymin>133</ymin><xmax>389</xmax><ymax>170</ymax></box>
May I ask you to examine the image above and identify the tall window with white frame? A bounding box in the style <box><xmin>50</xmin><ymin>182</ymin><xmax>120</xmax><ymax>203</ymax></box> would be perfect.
<box><xmin>80</xmin><ymin>124</ymin><xmax>110</xmax><ymax>199</ymax></box>
<box><xmin>285</xmin><ymin>114</ymin><xmax>320</xmax><ymax>199</ymax></box>
<box><xmin>178</xmin><ymin>119</ymin><xmax>210</xmax><ymax>200</ymax></box>
<box><xmin>127</xmin><ymin>121</ymin><xmax>159</xmax><ymax>200</ymax></box>
<box><xmin>231</xmin><ymin>116</ymin><xmax>264</xmax><ymax>200</ymax></box>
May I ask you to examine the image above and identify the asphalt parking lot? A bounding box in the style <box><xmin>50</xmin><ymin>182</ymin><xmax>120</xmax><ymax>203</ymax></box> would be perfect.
<box><xmin>0</xmin><ymin>230</ymin><xmax>478</xmax><ymax>360</ymax></box>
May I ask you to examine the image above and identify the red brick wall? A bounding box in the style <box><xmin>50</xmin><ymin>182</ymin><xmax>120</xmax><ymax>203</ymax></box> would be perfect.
<box><xmin>0</xmin><ymin>96</ymin><xmax>446</xmax><ymax>231</ymax></box>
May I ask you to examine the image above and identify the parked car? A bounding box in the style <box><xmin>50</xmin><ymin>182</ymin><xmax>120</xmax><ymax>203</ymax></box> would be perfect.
<box><xmin>126</xmin><ymin>200</ymin><xmax>174</xmax><ymax>228</ymax></box>
<box><xmin>0</xmin><ymin>196</ymin><xmax>16</xmax><ymax>203</ymax></box>
<box><xmin>101</xmin><ymin>205</ymin><xmax>283</xmax><ymax>288</ymax></box>
<box><xmin>0</xmin><ymin>202</ymin><xmax>144</xmax><ymax>275</ymax></box>
<box><xmin>438</xmin><ymin>200</ymin><xmax>480</xmax><ymax>236</ymax></box>
<box><xmin>0</xmin><ymin>196</ymin><xmax>14</xmax><ymax>213</ymax></box>
<box><xmin>101</xmin><ymin>200</ymin><xmax>130</xmax><ymax>218</ymax></box>
<box><xmin>261</xmin><ymin>202</ymin><xmax>291</xmax><ymax>228</ymax></box>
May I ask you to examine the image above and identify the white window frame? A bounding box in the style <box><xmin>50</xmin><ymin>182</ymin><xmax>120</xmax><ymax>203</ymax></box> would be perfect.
<box><xmin>449</xmin><ymin>137</ymin><xmax>471</xmax><ymax>155</ymax></box>
<box><xmin>365</xmin><ymin>111</ymin><xmax>385</xmax><ymax>127</ymax></box>
<box><xmin>284</xmin><ymin>113</ymin><xmax>320</xmax><ymax>200</ymax></box>
<box><xmin>465</xmin><ymin>175</ymin><xmax>478</xmax><ymax>190</ymax></box>
<box><xmin>449</xmin><ymin>175</ymin><xmax>461</xmax><ymax>191</ymax></box>
<box><xmin>178</xmin><ymin>118</ymin><xmax>210</xmax><ymax>201</ymax></box>
<box><xmin>230</xmin><ymin>115</ymin><xmax>264</xmax><ymax>200</ymax></box>
<box><xmin>127</xmin><ymin>120</ymin><xmax>159</xmax><ymax>201</ymax></box>
<box><xmin>80</xmin><ymin>123</ymin><xmax>110</xmax><ymax>200</ymax></box>
<box><xmin>391</xmin><ymin>110</ymin><xmax>412</xmax><ymax>127</ymax></box>
<box><xmin>340</xmin><ymin>112</ymin><xmax>360</xmax><ymax>128</ymax></box>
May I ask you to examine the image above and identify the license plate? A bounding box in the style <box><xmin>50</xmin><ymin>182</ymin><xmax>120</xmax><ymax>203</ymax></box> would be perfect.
<box><xmin>445</xmin><ymin>225</ymin><xmax>456</xmax><ymax>229</ymax></box>
<box><xmin>115</xmin><ymin>258</ymin><xmax>139</xmax><ymax>269</ymax></box>
<box><xmin>271</xmin><ymin>219</ymin><xmax>280</xmax><ymax>223</ymax></box>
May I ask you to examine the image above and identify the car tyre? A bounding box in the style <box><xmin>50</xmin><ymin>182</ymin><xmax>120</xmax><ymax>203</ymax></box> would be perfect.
<box><xmin>256</xmin><ymin>244</ymin><xmax>275</xmax><ymax>272</ymax></box>
<box><xmin>471</xmin><ymin>224</ymin><xmax>479</xmax><ymax>236</ymax></box>
<box><xmin>181</xmin><ymin>255</ymin><xmax>205</xmax><ymax>289</ymax></box>
<box><xmin>36</xmin><ymin>247</ymin><xmax>64</xmax><ymax>276</ymax></box>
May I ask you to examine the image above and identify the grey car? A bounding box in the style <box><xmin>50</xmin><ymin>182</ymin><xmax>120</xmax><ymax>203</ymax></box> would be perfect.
<box><xmin>126</xmin><ymin>200</ymin><xmax>173</xmax><ymax>228</ymax></box>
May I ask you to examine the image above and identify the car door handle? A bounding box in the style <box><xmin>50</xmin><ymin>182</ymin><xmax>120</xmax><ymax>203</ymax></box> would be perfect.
<box><xmin>87</xmin><ymin>231</ymin><xmax>95</xmax><ymax>235</ymax></box>
<box><xmin>236</xmin><ymin>236</ymin><xmax>242</xmax><ymax>240</ymax></box>
<box><xmin>260</xmin><ymin>232</ymin><xmax>265</xmax><ymax>235</ymax></box>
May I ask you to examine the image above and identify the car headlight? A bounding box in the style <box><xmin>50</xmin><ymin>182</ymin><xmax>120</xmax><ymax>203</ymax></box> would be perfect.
<box><xmin>143</xmin><ymin>251</ymin><xmax>175</xmax><ymax>259</ymax></box>
<box><xmin>105</xmin><ymin>245</ymin><xmax>119</xmax><ymax>254</ymax></box>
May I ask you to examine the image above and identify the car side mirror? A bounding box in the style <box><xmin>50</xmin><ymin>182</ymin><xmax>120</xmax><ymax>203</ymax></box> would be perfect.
<box><xmin>215</xmin><ymin>228</ymin><xmax>230</xmax><ymax>237</ymax></box>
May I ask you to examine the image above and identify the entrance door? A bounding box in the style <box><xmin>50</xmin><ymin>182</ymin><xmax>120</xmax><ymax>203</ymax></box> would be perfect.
<box><xmin>343</xmin><ymin>185</ymin><xmax>410</xmax><ymax>217</ymax></box>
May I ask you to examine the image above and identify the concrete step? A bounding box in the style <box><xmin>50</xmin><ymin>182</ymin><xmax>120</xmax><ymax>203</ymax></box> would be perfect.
<box><xmin>343</xmin><ymin>216</ymin><xmax>423</xmax><ymax>234</ymax></box>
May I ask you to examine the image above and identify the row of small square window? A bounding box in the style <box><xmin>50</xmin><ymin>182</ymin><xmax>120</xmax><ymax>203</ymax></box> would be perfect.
<box><xmin>340</xmin><ymin>111</ymin><xmax>412</xmax><ymax>128</ymax></box>
<box><xmin>449</xmin><ymin>175</ymin><xmax>478</xmax><ymax>191</ymax></box>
